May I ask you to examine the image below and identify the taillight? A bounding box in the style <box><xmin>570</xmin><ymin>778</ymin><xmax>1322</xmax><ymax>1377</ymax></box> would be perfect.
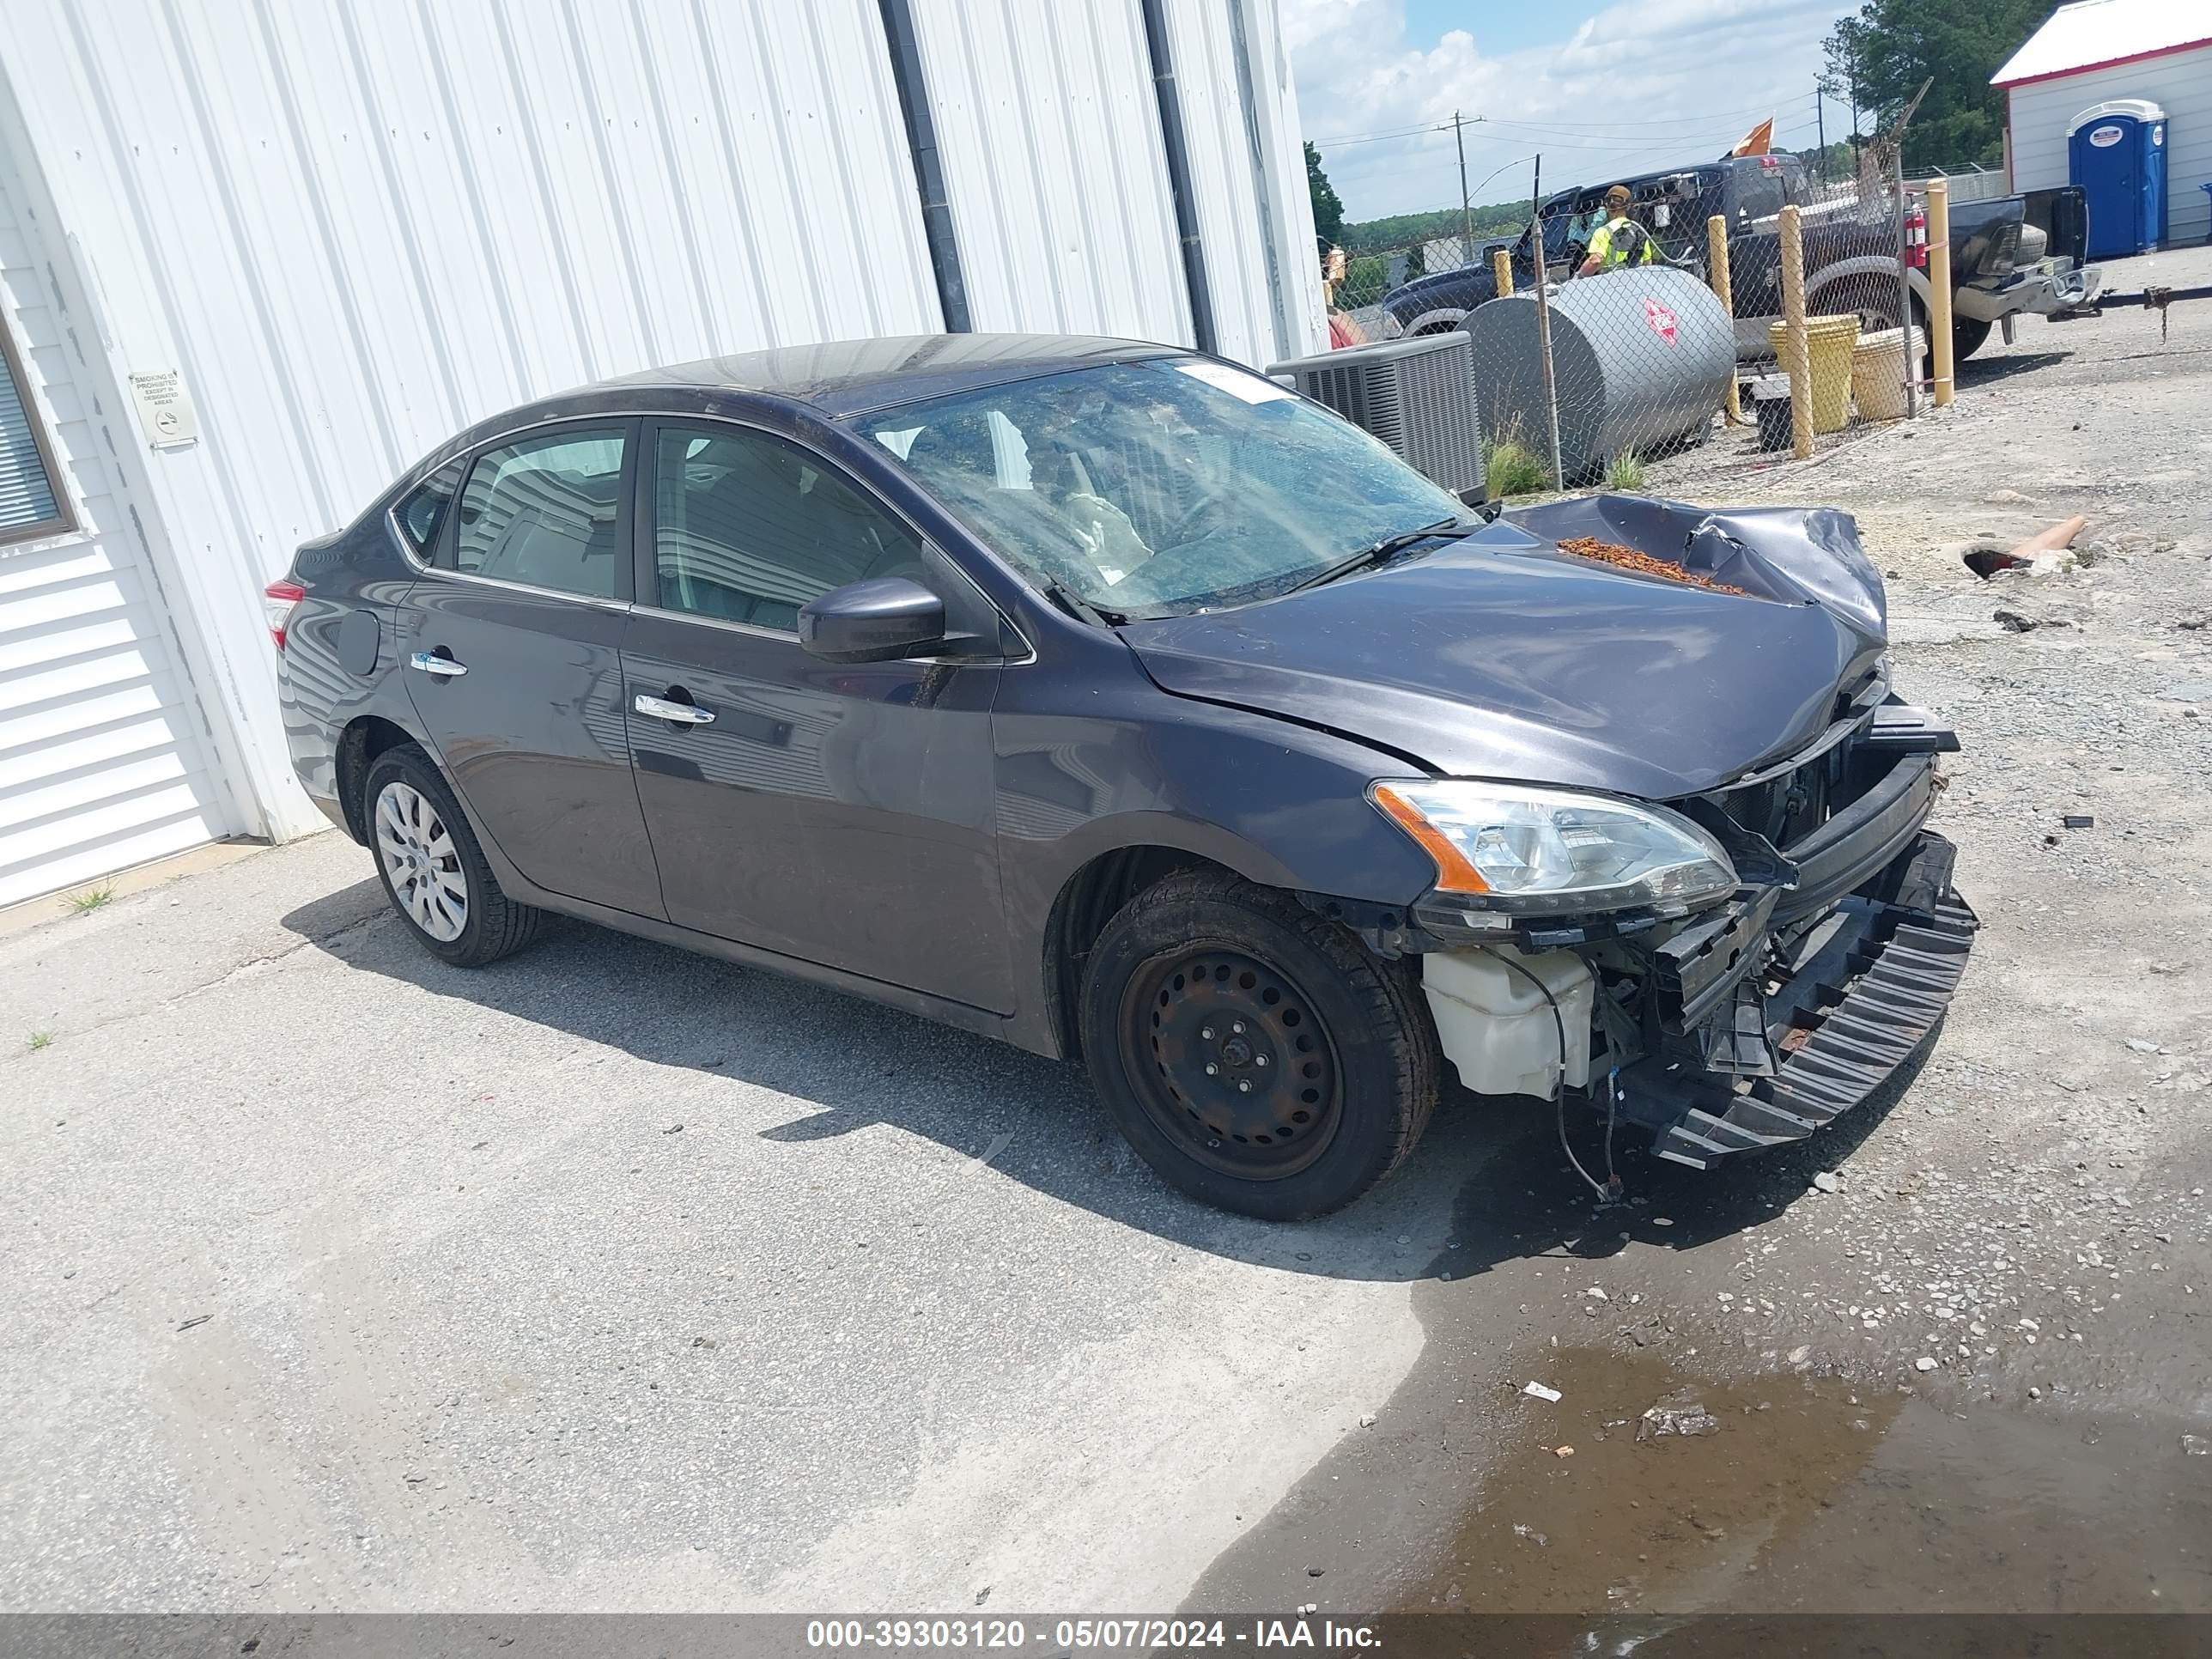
<box><xmin>264</xmin><ymin>580</ymin><xmax>305</xmax><ymax>653</ymax></box>
<box><xmin>1904</xmin><ymin>204</ymin><xmax>1929</xmax><ymax>269</ymax></box>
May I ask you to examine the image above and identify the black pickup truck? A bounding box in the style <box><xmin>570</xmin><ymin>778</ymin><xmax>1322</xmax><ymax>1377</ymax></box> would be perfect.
<box><xmin>1382</xmin><ymin>153</ymin><xmax>2099</xmax><ymax>366</ymax></box>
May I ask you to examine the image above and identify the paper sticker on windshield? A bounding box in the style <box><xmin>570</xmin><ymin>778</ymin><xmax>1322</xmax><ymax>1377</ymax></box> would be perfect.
<box><xmin>1644</xmin><ymin>300</ymin><xmax>1680</xmax><ymax>346</ymax></box>
<box><xmin>1176</xmin><ymin>360</ymin><xmax>1294</xmax><ymax>404</ymax></box>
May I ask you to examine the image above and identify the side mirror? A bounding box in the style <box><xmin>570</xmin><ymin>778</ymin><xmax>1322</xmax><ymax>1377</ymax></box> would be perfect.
<box><xmin>798</xmin><ymin>576</ymin><xmax>947</xmax><ymax>664</ymax></box>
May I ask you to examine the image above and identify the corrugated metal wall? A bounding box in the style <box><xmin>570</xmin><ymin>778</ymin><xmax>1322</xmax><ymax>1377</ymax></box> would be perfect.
<box><xmin>914</xmin><ymin>0</ymin><xmax>1192</xmax><ymax>343</ymax></box>
<box><xmin>2010</xmin><ymin>52</ymin><xmax>2212</xmax><ymax>246</ymax></box>
<box><xmin>0</xmin><ymin>0</ymin><xmax>1322</xmax><ymax>896</ymax></box>
<box><xmin>2</xmin><ymin>0</ymin><xmax>947</xmax><ymax>852</ymax></box>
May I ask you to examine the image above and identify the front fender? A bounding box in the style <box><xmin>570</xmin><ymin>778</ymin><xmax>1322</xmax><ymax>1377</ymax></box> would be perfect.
<box><xmin>992</xmin><ymin>673</ymin><xmax>1440</xmax><ymax>1055</ymax></box>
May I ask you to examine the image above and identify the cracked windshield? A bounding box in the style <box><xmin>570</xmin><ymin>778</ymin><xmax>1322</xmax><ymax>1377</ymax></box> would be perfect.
<box><xmin>854</xmin><ymin>356</ymin><xmax>1468</xmax><ymax>617</ymax></box>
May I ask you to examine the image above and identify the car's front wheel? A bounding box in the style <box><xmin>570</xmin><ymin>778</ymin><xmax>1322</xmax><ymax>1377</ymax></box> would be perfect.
<box><xmin>1078</xmin><ymin>871</ymin><xmax>1443</xmax><ymax>1219</ymax></box>
<box><xmin>363</xmin><ymin>744</ymin><xmax>547</xmax><ymax>967</ymax></box>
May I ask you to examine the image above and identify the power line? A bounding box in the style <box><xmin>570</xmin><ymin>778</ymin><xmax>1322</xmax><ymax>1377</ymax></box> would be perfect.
<box><xmin>1310</xmin><ymin>93</ymin><xmax>1815</xmax><ymax>149</ymax></box>
<box><xmin>1326</xmin><ymin>118</ymin><xmax>1825</xmax><ymax>181</ymax></box>
<box><xmin>1468</xmin><ymin>95</ymin><xmax>1818</xmax><ymax>135</ymax></box>
<box><xmin>1307</xmin><ymin>122</ymin><xmax>1455</xmax><ymax>149</ymax></box>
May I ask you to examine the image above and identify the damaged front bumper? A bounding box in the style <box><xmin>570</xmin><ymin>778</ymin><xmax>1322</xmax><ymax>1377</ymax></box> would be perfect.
<box><xmin>1615</xmin><ymin>827</ymin><xmax>1977</xmax><ymax>1168</ymax></box>
<box><xmin>1358</xmin><ymin>719</ymin><xmax>1978</xmax><ymax>1171</ymax></box>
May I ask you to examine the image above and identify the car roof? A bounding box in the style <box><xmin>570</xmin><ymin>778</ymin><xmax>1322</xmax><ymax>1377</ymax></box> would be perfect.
<box><xmin>398</xmin><ymin>333</ymin><xmax>1191</xmax><ymax>499</ymax></box>
<box><xmin>599</xmin><ymin>332</ymin><xmax>1181</xmax><ymax>417</ymax></box>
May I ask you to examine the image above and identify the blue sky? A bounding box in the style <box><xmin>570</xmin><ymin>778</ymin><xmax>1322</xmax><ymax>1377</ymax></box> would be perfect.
<box><xmin>1286</xmin><ymin>0</ymin><xmax>1859</xmax><ymax>223</ymax></box>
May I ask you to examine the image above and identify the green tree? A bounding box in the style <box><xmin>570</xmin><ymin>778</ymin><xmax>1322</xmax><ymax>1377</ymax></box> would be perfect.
<box><xmin>1305</xmin><ymin>141</ymin><xmax>1346</xmax><ymax>247</ymax></box>
<box><xmin>1340</xmin><ymin>202</ymin><xmax>1525</xmax><ymax>255</ymax></box>
<box><xmin>1822</xmin><ymin>0</ymin><xmax>2046</xmax><ymax>172</ymax></box>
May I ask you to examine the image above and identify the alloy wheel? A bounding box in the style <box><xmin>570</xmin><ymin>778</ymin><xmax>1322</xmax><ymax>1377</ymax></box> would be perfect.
<box><xmin>374</xmin><ymin>780</ymin><xmax>468</xmax><ymax>943</ymax></box>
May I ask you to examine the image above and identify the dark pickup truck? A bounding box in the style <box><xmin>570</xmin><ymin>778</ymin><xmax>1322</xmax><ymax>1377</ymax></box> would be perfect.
<box><xmin>1382</xmin><ymin>153</ymin><xmax>2099</xmax><ymax>366</ymax></box>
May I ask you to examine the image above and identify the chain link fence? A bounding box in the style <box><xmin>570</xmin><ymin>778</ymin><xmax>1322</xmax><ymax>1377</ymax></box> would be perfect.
<box><xmin>1322</xmin><ymin>155</ymin><xmax>1922</xmax><ymax>494</ymax></box>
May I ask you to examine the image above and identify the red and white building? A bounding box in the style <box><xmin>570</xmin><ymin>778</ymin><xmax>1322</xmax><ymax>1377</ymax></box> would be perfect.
<box><xmin>1994</xmin><ymin>0</ymin><xmax>2212</xmax><ymax>246</ymax></box>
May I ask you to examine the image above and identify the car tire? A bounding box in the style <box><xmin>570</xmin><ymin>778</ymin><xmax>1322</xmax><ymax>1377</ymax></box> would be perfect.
<box><xmin>1952</xmin><ymin>317</ymin><xmax>1990</xmax><ymax>362</ymax></box>
<box><xmin>362</xmin><ymin>744</ymin><xmax>547</xmax><ymax>968</ymax></box>
<box><xmin>1078</xmin><ymin>870</ymin><xmax>1443</xmax><ymax>1219</ymax></box>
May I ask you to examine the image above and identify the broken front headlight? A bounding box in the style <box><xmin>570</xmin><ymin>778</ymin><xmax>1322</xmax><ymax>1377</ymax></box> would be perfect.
<box><xmin>1371</xmin><ymin>781</ymin><xmax>1736</xmax><ymax>915</ymax></box>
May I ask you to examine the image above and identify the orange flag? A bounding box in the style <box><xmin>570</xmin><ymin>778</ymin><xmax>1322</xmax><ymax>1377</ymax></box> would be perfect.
<box><xmin>1732</xmin><ymin>116</ymin><xmax>1775</xmax><ymax>156</ymax></box>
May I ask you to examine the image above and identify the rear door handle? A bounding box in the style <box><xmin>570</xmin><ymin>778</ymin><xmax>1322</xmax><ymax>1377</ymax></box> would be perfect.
<box><xmin>409</xmin><ymin>651</ymin><xmax>467</xmax><ymax>678</ymax></box>
<box><xmin>635</xmin><ymin>692</ymin><xmax>714</xmax><ymax>726</ymax></box>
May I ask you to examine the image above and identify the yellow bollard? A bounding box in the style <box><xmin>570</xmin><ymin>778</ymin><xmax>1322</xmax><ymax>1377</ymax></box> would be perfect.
<box><xmin>1778</xmin><ymin>204</ymin><xmax>1813</xmax><ymax>459</ymax></box>
<box><xmin>1926</xmin><ymin>178</ymin><xmax>1954</xmax><ymax>408</ymax></box>
<box><xmin>1707</xmin><ymin>214</ymin><xmax>1741</xmax><ymax>425</ymax></box>
<box><xmin>1491</xmin><ymin>245</ymin><xmax>1514</xmax><ymax>299</ymax></box>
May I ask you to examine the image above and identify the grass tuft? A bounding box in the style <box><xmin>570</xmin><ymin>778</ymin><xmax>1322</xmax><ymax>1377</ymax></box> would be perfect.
<box><xmin>1603</xmin><ymin>449</ymin><xmax>1647</xmax><ymax>493</ymax></box>
<box><xmin>1484</xmin><ymin>434</ymin><xmax>1550</xmax><ymax>500</ymax></box>
<box><xmin>64</xmin><ymin>884</ymin><xmax>115</xmax><ymax>915</ymax></box>
<box><xmin>27</xmin><ymin>1030</ymin><xmax>53</xmax><ymax>1051</ymax></box>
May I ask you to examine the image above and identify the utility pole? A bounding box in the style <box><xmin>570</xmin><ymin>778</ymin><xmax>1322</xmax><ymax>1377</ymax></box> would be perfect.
<box><xmin>1454</xmin><ymin>112</ymin><xmax>1473</xmax><ymax>266</ymax></box>
<box><xmin>1815</xmin><ymin>83</ymin><xmax>1826</xmax><ymax>183</ymax></box>
<box><xmin>1849</xmin><ymin>62</ymin><xmax>1863</xmax><ymax>179</ymax></box>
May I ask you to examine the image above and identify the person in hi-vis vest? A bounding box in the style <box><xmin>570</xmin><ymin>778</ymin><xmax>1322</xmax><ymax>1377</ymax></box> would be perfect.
<box><xmin>1577</xmin><ymin>185</ymin><xmax>1656</xmax><ymax>276</ymax></box>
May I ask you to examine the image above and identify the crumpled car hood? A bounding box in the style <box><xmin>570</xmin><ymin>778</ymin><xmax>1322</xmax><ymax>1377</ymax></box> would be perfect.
<box><xmin>1120</xmin><ymin>495</ymin><xmax>1889</xmax><ymax>800</ymax></box>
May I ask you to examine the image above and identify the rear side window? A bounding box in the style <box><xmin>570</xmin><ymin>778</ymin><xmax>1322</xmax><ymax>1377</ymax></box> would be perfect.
<box><xmin>395</xmin><ymin>460</ymin><xmax>462</xmax><ymax>555</ymax></box>
<box><xmin>452</xmin><ymin>428</ymin><xmax>627</xmax><ymax>599</ymax></box>
<box><xmin>1734</xmin><ymin>161</ymin><xmax>1787</xmax><ymax>222</ymax></box>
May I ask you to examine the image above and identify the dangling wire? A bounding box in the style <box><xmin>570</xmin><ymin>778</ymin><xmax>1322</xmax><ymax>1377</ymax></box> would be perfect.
<box><xmin>1486</xmin><ymin>946</ymin><xmax>1621</xmax><ymax>1205</ymax></box>
<box><xmin>1603</xmin><ymin>1067</ymin><xmax>1624</xmax><ymax>1200</ymax></box>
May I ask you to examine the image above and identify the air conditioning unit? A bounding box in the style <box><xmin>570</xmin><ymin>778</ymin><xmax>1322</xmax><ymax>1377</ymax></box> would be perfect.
<box><xmin>1266</xmin><ymin>332</ymin><xmax>1483</xmax><ymax>495</ymax></box>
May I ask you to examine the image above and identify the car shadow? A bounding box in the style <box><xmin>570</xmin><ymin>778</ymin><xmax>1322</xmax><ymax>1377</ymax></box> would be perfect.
<box><xmin>283</xmin><ymin>882</ymin><xmax>1928</xmax><ymax>1286</ymax></box>
<box><xmin>1957</xmin><ymin>349</ymin><xmax>2070</xmax><ymax>384</ymax></box>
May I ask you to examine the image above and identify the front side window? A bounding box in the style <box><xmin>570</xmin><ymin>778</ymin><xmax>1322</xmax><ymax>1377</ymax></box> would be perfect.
<box><xmin>849</xmin><ymin>357</ymin><xmax>1468</xmax><ymax>620</ymax></box>
<box><xmin>452</xmin><ymin>429</ymin><xmax>626</xmax><ymax>599</ymax></box>
<box><xmin>651</xmin><ymin>424</ymin><xmax>928</xmax><ymax>632</ymax></box>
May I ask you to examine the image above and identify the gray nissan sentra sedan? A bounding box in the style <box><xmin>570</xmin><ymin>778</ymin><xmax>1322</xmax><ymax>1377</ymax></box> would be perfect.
<box><xmin>272</xmin><ymin>333</ymin><xmax>1975</xmax><ymax>1218</ymax></box>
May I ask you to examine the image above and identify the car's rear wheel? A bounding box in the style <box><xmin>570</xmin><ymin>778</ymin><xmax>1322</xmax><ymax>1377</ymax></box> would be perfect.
<box><xmin>363</xmin><ymin>744</ymin><xmax>547</xmax><ymax>967</ymax></box>
<box><xmin>1078</xmin><ymin>870</ymin><xmax>1442</xmax><ymax>1219</ymax></box>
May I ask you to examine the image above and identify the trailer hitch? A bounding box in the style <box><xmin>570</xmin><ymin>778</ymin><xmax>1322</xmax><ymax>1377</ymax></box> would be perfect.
<box><xmin>2050</xmin><ymin>283</ymin><xmax>2212</xmax><ymax>341</ymax></box>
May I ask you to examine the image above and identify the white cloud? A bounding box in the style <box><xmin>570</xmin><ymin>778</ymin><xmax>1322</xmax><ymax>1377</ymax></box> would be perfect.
<box><xmin>1288</xmin><ymin>0</ymin><xmax>1852</xmax><ymax>223</ymax></box>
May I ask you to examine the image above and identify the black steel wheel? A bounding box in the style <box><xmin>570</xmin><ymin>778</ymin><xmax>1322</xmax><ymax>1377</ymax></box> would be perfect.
<box><xmin>1078</xmin><ymin>870</ymin><xmax>1443</xmax><ymax>1219</ymax></box>
<box><xmin>1118</xmin><ymin>948</ymin><xmax>1343</xmax><ymax>1181</ymax></box>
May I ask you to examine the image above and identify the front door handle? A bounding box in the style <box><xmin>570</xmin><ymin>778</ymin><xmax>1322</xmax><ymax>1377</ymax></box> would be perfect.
<box><xmin>635</xmin><ymin>692</ymin><xmax>714</xmax><ymax>726</ymax></box>
<box><xmin>409</xmin><ymin>651</ymin><xmax>467</xmax><ymax>678</ymax></box>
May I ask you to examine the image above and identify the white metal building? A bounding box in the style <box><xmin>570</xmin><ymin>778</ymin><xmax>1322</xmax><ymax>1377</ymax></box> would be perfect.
<box><xmin>1995</xmin><ymin>0</ymin><xmax>2212</xmax><ymax>245</ymax></box>
<box><xmin>0</xmin><ymin>0</ymin><xmax>1324</xmax><ymax>909</ymax></box>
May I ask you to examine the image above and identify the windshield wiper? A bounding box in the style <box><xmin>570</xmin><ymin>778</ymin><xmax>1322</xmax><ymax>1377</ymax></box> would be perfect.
<box><xmin>1288</xmin><ymin>519</ymin><xmax>1472</xmax><ymax>594</ymax></box>
<box><xmin>1044</xmin><ymin>580</ymin><xmax>1127</xmax><ymax>628</ymax></box>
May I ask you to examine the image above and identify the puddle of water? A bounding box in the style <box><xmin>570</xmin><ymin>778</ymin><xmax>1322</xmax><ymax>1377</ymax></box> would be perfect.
<box><xmin>1402</xmin><ymin>1346</ymin><xmax>1898</xmax><ymax>1614</ymax></box>
<box><xmin>1402</xmin><ymin>1346</ymin><xmax>2211</xmax><ymax>1619</ymax></box>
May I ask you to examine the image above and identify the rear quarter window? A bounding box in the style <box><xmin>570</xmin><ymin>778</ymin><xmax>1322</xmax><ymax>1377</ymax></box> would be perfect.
<box><xmin>395</xmin><ymin>460</ymin><xmax>464</xmax><ymax>556</ymax></box>
<box><xmin>1733</xmin><ymin>161</ymin><xmax>1788</xmax><ymax>222</ymax></box>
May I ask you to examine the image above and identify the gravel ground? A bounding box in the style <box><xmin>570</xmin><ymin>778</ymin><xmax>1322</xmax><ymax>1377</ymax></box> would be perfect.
<box><xmin>3</xmin><ymin>249</ymin><xmax>2209</xmax><ymax>1619</ymax></box>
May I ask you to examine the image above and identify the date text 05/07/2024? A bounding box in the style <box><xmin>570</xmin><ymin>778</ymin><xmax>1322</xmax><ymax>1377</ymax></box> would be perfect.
<box><xmin>804</xmin><ymin>1619</ymin><xmax>1383</xmax><ymax>1650</ymax></box>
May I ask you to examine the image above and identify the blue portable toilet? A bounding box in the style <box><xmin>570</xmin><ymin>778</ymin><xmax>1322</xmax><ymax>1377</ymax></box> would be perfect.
<box><xmin>2069</xmin><ymin>100</ymin><xmax>2168</xmax><ymax>258</ymax></box>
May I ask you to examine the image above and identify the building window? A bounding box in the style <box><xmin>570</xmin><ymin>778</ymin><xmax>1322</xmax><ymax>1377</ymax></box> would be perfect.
<box><xmin>0</xmin><ymin>319</ymin><xmax>71</xmax><ymax>545</ymax></box>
